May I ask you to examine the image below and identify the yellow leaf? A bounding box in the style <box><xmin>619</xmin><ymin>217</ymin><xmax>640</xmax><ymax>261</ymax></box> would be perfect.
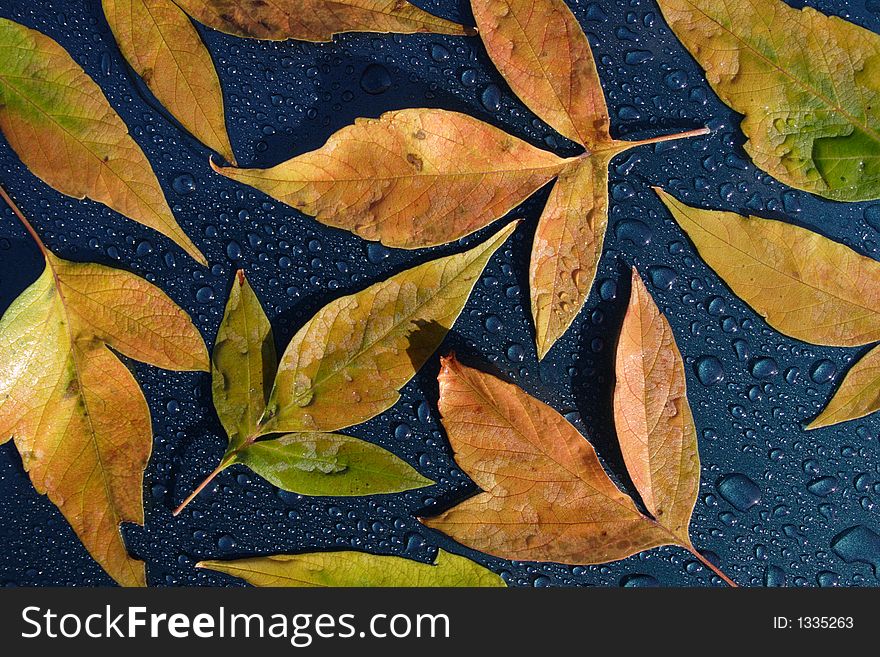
<box><xmin>214</xmin><ymin>109</ymin><xmax>566</xmax><ymax>248</ymax></box>
<box><xmin>103</xmin><ymin>0</ymin><xmax>236</xmax><ymax>164</ymax></box>
<box><xmin>656</xmin><ymin>187</ymin><xmax>880</xmax><ymax>347</ymax></box>
<box><xmin>211</xmin><ymin>271</ymin><xmax>276</xmax><ymax>449</ymax></box>
<box><xmin>261</xmin><ymin>221</ymin><xmax>518</xmax><ymax>434</ymax></box>
<box><xmin>174</xmin><ymin>0</ymin><xmax>472</xmax><ymax>41</ymax></box>
<box><xmin>807</xmin><ymin>345</ymin><xmax>880</xmax><ymax>429</ymax></box>
<box><xmin>614</xmin><ymin>269</ymin><xmax>699</xmax><ymax>544</ymax></box>
<box><xmin>656</xmin><ymin>0</ymin><xmax>880</xmax><ymax>201</ymax></box>
<box><xmin>0</xmin><ymin>190</ymin><xmax>208</xmax><ymax>586</ymax></box>
<box><xmin>422</xmin><ymin>353</ymin><xmax>671</xmax><ymax>565</ymax></box>
<box><xmin>530</xmin><ymin>156</ymin><xmax>610</xmax><ymax>359</ymax></box>
<box><xmin>471</xmin><ymin>0</ymin><xmax>610</xmax><ymax>148</ymax></box>
<box><xmin>197</xmin><ymin>549</ymin><xmax>505</xmax><ymax>587</ymax></box>
<box><xmin>0</xmin><ymin>18</ymin><xmax>206</xmax><ymax>265</ymax></box>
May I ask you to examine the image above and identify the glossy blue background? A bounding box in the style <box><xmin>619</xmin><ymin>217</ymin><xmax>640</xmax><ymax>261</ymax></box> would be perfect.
<box><xmin>1</xmin><ymin>0</ymin><xmax>879</xmax><ymax>587</ymax></box>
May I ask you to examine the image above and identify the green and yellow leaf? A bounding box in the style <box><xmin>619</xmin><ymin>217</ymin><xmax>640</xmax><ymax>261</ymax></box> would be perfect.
<box><xmin>197</xmin><ymin>549</ymin><xmax>505</xmax><ymax>587</ymax></box>
<box><xmin>102</xmin><ymin>0</ymin><xmax>236</xmax><ymax>164</ymax></box>
<box><xmin>0</xmin><ymin>195</ymin><xmax>208</xmax><ymax>586</ymax></box>
<box><xmin>0</xmin><ymin>18</ymin><xmax>206</xmax><ymax>264</ymax></box>
<box><xmin>656</xmin><ymin>187</ymin><xmax>880</xmax><ymax>347</ymax></box>
<box><xmin>807</xmin><ymin>345</ymin><xmax>880</xmax><ymax>430</ymax></box>
<box><xmin>656</xmin><ymin>0</ymin><xmax>880</xmax><ymax>201</ymax></box>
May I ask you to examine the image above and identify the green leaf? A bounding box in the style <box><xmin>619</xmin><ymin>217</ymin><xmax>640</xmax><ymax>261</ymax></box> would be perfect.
<box><xmin>197</xmin><ymin>549</ymin><xmax>506</xmax><ymax>587</ymax></box>
<box><xmin>212</xmin><ymin>271</ymin><xmax>276</xmax><ymax>451</ymax></box>
<box><xmin>260</xmin><ymin>220</ymin><xmax>519</xmax><ymax>434</ymax></box>
<box><xmin>656</xmin><ymin>0</ymin><xmax>880</xmax><ymax>201</ymax></box>
<box><xmin>230</xmin><ymin>432</ymin><xmax>433</xmax><ymax>495</ymax></box>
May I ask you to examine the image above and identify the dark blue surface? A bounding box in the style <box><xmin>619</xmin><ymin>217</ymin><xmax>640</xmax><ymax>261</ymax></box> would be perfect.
<box><xmin>1</xmin><ymin>0</ymin><xmax>880</xmax><ymax>587</ymax></box>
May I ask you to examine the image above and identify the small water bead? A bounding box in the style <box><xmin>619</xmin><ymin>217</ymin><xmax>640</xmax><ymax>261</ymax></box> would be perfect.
<box><xmin>717</xmin><ymin>473</ymin><xmax>761</xmax><ymax>511</ymax></box>
<box><xmin>226</xmin><ymin>241</ymin><xmax>242</xmax><ymax>260</ymax></box>
<box><xmin>647</xmin><ymin>265</ymin><xmax>677</xmax><ymax>290</ymax></box>
<box><xmin>621</xmin><ymin>574</ymin><xmax>659</xmax><ymax>587</ymax></box>
<box><xmin>599</xmin><ymin>278</ymin><xmax>618</xmax><ymax>301</ymax></box>
<box><xmin>807</xmin><ymin>476</ymin><xmax>839</xmax><ymax>497</ymax></box>
<box><xmin>750</xmin><ymin>357</ymin><xmax>779</xmax><ymax>379</ymax></box>
<box><xmin>615</xmin><ymin>219</ymin><xmax>652</xmax><ymax>246</ymax></box>
<box><xmin>135</xmin><ymin>240</ymin><xmax>153</xmax><ymax>257</ymax></box>
<box><xmin>172</xmin><ymin>174</ymin><xmax>196</xmax><ymax>195</ymax></box>
<box><xmin>809</xmin><ymin>359</ymin><xmax>836</xmax><ymax>384</ymax></box>
<box><xmin>663</xmin><ymin>70</ymin><xmax>688</xmax><ymax>89</ymax></box>
<box><xmin>366</xmin><ymin>243</ymin><xmax>390</xmax><ymax>264</ymax></box>
<box><xmin>694</xmin><ymin>356</ymin><xmax>725</xmax><ymax>386</ymax></box>
<box><xmin>481</xmin><ymin>84</ymin><xmax>502</xmax><ymax>112</ymax></box>
<box><xmin>196</xmin><ymin>286</ymin><xmax>215</xmax><ymax>303</ymax></box>
<box><xmin>394</xmin><ymin>423</ymin><xmax>412</xmax><ymax>441</ymax></box>
<box><xmin>764</xmin><ymin>565</ymin><xmax>786</xmax><ymax>587</ymax></box>
<box><xmin>733</xmin><ymin>340</ymin><xmax>750</xmax><ymax>362</ymax></box>
<box><xmin>484</xmin><ymin>315</ymin><xmax>503</xmax><ymax>333</ymax></box>
<box><xmin>217</xmin><ymin>535</ymin><xmax>236</xmax><ymax>551</ymax></box>
<box><xmin>430</xmin><ymin>44</ymin><xmax>450</xmax><ymax>62</ymax></box>
<box><xmin>784</xmin><ymin>366</ymin><xmax>800</xmax><ymax>384</ymax></box>
<box><xmin>360</xmin><ymin>63</ymin><xmax>392</xmax><ymax>94</ymax></box>
<box><xmin>624</xmin><ymin>50</ymin><xmax>653</xmax><ymax>65</ymax></box>
<box><xmin>507</xmin><ymin>343</ymin><xmax>525</xmax><ymax>362</ymax></box>
<box><xmin>706</xmin><ymin>295</ymin><xmax>726</xmax><ymax>316</ymax></box>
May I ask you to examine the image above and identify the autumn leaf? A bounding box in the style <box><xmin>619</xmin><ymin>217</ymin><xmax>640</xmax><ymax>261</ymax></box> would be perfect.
<box><xmin>213</xmin><ymin>109</ymin><xmax>568</xmax><ymax>249</ymax></box>
<box><xmin>656</xmin><ymin>187</ymin><xmax>880</xmax><ymax>429</ymax></box>
<box><xmin>0</xmin><ymin>187</ymin><xmax>208</xmax><ymax>586</ymax></box>
<box><xmin>213</xmin><ymin>0</ymin><xmax>708</xmax><ymax>359</ymax></box>
<box><xmin>174</xmin><ymin>222</ymin><xmax>516</xmax><ymax>513</ymax></box>
<box><xmin>0</xmin><ymin>18</ymin><xmax>206</xmax><ymax>265</ymax></box>
<box><xmin>656</xmin><ymin>0</ymin><xmax>880</xmax><ymax>201</ymax></box>
<box><xmin>173</xmin><ymin>0</ymin><xmax>472</xmax><ymax>41</ymax></box>
<box><xmin>196</xmin><ymin>549</ymin><xmax>505</xmax><ymax>587</ymax></box>
<box><xmin>422</xmin><ymin>271</ymin><xmax>736</xmax><ymax>585</ymax></box>
<box><xmin>102</xmin><ymin>0</ymin><xmax>236</xmax><ymax>165</ymax></box>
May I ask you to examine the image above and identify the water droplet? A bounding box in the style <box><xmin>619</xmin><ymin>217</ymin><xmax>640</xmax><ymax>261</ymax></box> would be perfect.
<box><xmin>750</xmin><ymin>357</ymin><xmax>779</xmax><ymax>379</ymax></box>
<box><xmin>807</xmin><ymin>476</ymin><xmax>838</xmax><ymax>497</ymax></box>
<box><xmin>648</xmin><ymin>265</ymin><xmax>677</xmax><ymax>290</ymax></box>
<box><xmin>831</xmin><ymin>525</ymin><xmax>880</xmax><ymax>573</ymax></box>
<box><xmin>481</xmin><ymin>84</ymin><xmax>502</xmax><ymax>112</ymax></box>
<box><xmin>360</xmin><ymin>63</ymin><xmax>392</xmax><ymax>94</ymax></box>
<box><xmin>621</xmin><ymin>574</ymin><xmax>659</xmax><ymax>587</ymax></box>
<box><xmin>695</xmin><ymin>356</ymin><xmax>725</xmax><ymax>386</ymax></box>
<box><xmin>809</xmin><ymin>359</ymin><xmax>836</xmax><ymax>384</ymax></box>
<box><xmin>172</xmin><ymin>174</ymin><xmax>196</xmax><ymax>195</ymax></box>
<box><xmin>717</xmin><ymin>473</ymin><xmax>761</xmax><ymax>511</ymax></box>
<box><xmin>507</xmin><ymin>343</ymin><xmax>525</xmax><ymax>362</ymax></box>
<box><xmin>196</xmin><ymin>286</ymin><xmax>215</xmax><ymax>303</ymax></box>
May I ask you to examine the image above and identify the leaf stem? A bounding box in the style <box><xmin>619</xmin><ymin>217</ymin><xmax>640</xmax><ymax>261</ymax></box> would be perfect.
<box><xmin>686</xmin><ymin>544</ymin><xmax>739</xmax><ymax>587</ymax></box>
<box><xmin>0</xmin><ymin>185</ymin><xmax>48</xmax><ymax>256</ymax></box>
<box><xmin>625</xmin><ymin>126</ymin><xmax>711</xmax><ymax>148</ymax></box>
<box><xmin>173</xmin><ymin>459</ymin><xmax>231</xmax><ymax>516</ymax></box>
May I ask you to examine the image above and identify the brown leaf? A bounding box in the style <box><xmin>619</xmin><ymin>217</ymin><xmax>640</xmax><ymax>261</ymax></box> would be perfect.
<box><xmin>471</xmin><ymin>0</ymin><xmax>610</xmax><ymax>148</ymax></box>
<box><xmin>0</xmin><ymin>18</ymin><xmax>206</xmax><ymax>264</ymax></box>
<box><xmin>103</xmin><ymin>0</ymin><xmax>236</xmax><ymax>164</ymax></box>
<box><xmin>174</xmin><ymin>0</ymin><xmax>472</xmax><ymax>41</ymax></box>
<box><xmin>422</xmin><ymin>353</ymin><xmax>671</xmax><ymax>564</ymax></box>
<box><xmin>530</xmin><ymin>156</ymin><xmax>611</xmax><ymax>359</ymax></box>
<box><xmin>0</xmin><ymin>189</ymin><xmax>208</xmax><ymax>586</ymax></box>
<box><xmin>214</xmin><ymin>109</ymin><xmax>566</xmax><ymax>248</ymax></box>
<box><xmin>614</xmin><ymin>268</ymin><xmax>699</xmax><ymax>543</ymax></box>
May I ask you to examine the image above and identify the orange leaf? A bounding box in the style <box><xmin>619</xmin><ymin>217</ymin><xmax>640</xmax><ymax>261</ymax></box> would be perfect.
<box><xmin>422</xmin><ymin>354</ymin><xmax>671</xmax><ymax>564</ymax></box>
<box><xmin>614</xmin><ymin>268</ymin><xmax>699</xmax><ymax>543</ymax></box>
<box><xmin>174</xmin><ymin>0</ymin><xmax>472</xmax><ymax>41</ymax></box>
<box><xmin>0</xmin><ymin>190</ymin><xmax>208</xmax><ymax>586</ymax></box>
<box><xmin>214</xmin><ymin>109</ymin><xmax>567</xmax><ymax>248</ymax></box>
<box><xmin>471</xmin><ymin>0</ymin><xmax>610</xmax><ymax>148</ymax></box>
<box><xmin>530</xmin><ymin>156</ymin><xmax>611</xmax><ymax>359</ymax></box>
<box><xmin>103</xmin><ymin>0</ymin><xmax>236</xmax><ymax>164</ymax></box>
<box><xmin>0</xmin><ymin>18</ymin><xmax>206</xmax><ymax>264</ymax></box>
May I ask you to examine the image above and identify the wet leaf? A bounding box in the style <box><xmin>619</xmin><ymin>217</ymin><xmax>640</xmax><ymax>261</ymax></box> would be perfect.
<box><xmin>530</xmin><ymin>156</ymin><xmax>611</xmax><ymax>359</ymax></box>
<box><xmin>422</xmin><ymin>276</ymin><xmax>736</xmax><ymax>584</ymax></box>
<box><xmin>0</xmin><ymin>18</ymin><xmax>206</xmax><ymax>264</ymax></box>
<box><xmin>197</xmin><ymin>549</ymin><xmax>505</xmax><ymax>587</ymax></box>
<box><xmin>174</xmin><ymin>0</ymin><xmax>471</xmax><ymax>41</ymax></box>
<box><xmin>471</xmin><ymin>0</ymin><xmax>609</xmax><ymax>148</ymax></box>
<box><xmin>657</xmin><ymin>0</ymin><xmax>880</xmax><ymax>201</ymax></box>
<box><xmin>0</xmin><ymin>191</ymin><xmax>208</xmax><ymax>586</ymax></box>
<box><xmin>211</xmin><ymin>271</ymin><xmax>276</xmax><ymax>451</ymax></box>
<box><xmin>614</xmin><ymin>268</ymin><xmax>699</xmax><ymax>544</ymax></box>
<box><xmin>807</xmin><ymin>345</ymin><xmax>880</xmax><ymax>429</ymax></box>
<box><xmin>175</xmin><ymin>225</ymin><xmax>514</xmax><ymax>512</ymax></box>
<box><xmin>421</xmin><ymin>353</ymin><xmax>669</xmax><ymax>564</ymax></box>
<box><xmin>213</xmin><ymin>0</ymin><xmax>708</xmax><ymax>358</ymax></box>
<box><xmin>656</xmin><ymin>188</ymin><xmax>880</xmax><ymax>347</ymax></box>
<box><xmin>261</xmin><ymin>221</ymin><xmax>518</xmax><ymax>434</ymax></box>
<box><xmin>230</xmin><ymin>432</ymin><xmax>432</xmax><ymax>495</ymax></box>
<box><xmin>213</xmin><ymin>109</ymin><xmax>567</xmax><ymax>249</ymax></box>
<box><xmin>103</xmin><ymin>0</ymin><xmax>236</xmax><ymax>164</ymax></box>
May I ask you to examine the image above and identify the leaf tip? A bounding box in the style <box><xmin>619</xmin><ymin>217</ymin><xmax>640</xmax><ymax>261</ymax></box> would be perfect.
<box><xmin>236</xmin><ymin>269</ymin><xmax>247</xmax><ymax>286</ymax></box>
